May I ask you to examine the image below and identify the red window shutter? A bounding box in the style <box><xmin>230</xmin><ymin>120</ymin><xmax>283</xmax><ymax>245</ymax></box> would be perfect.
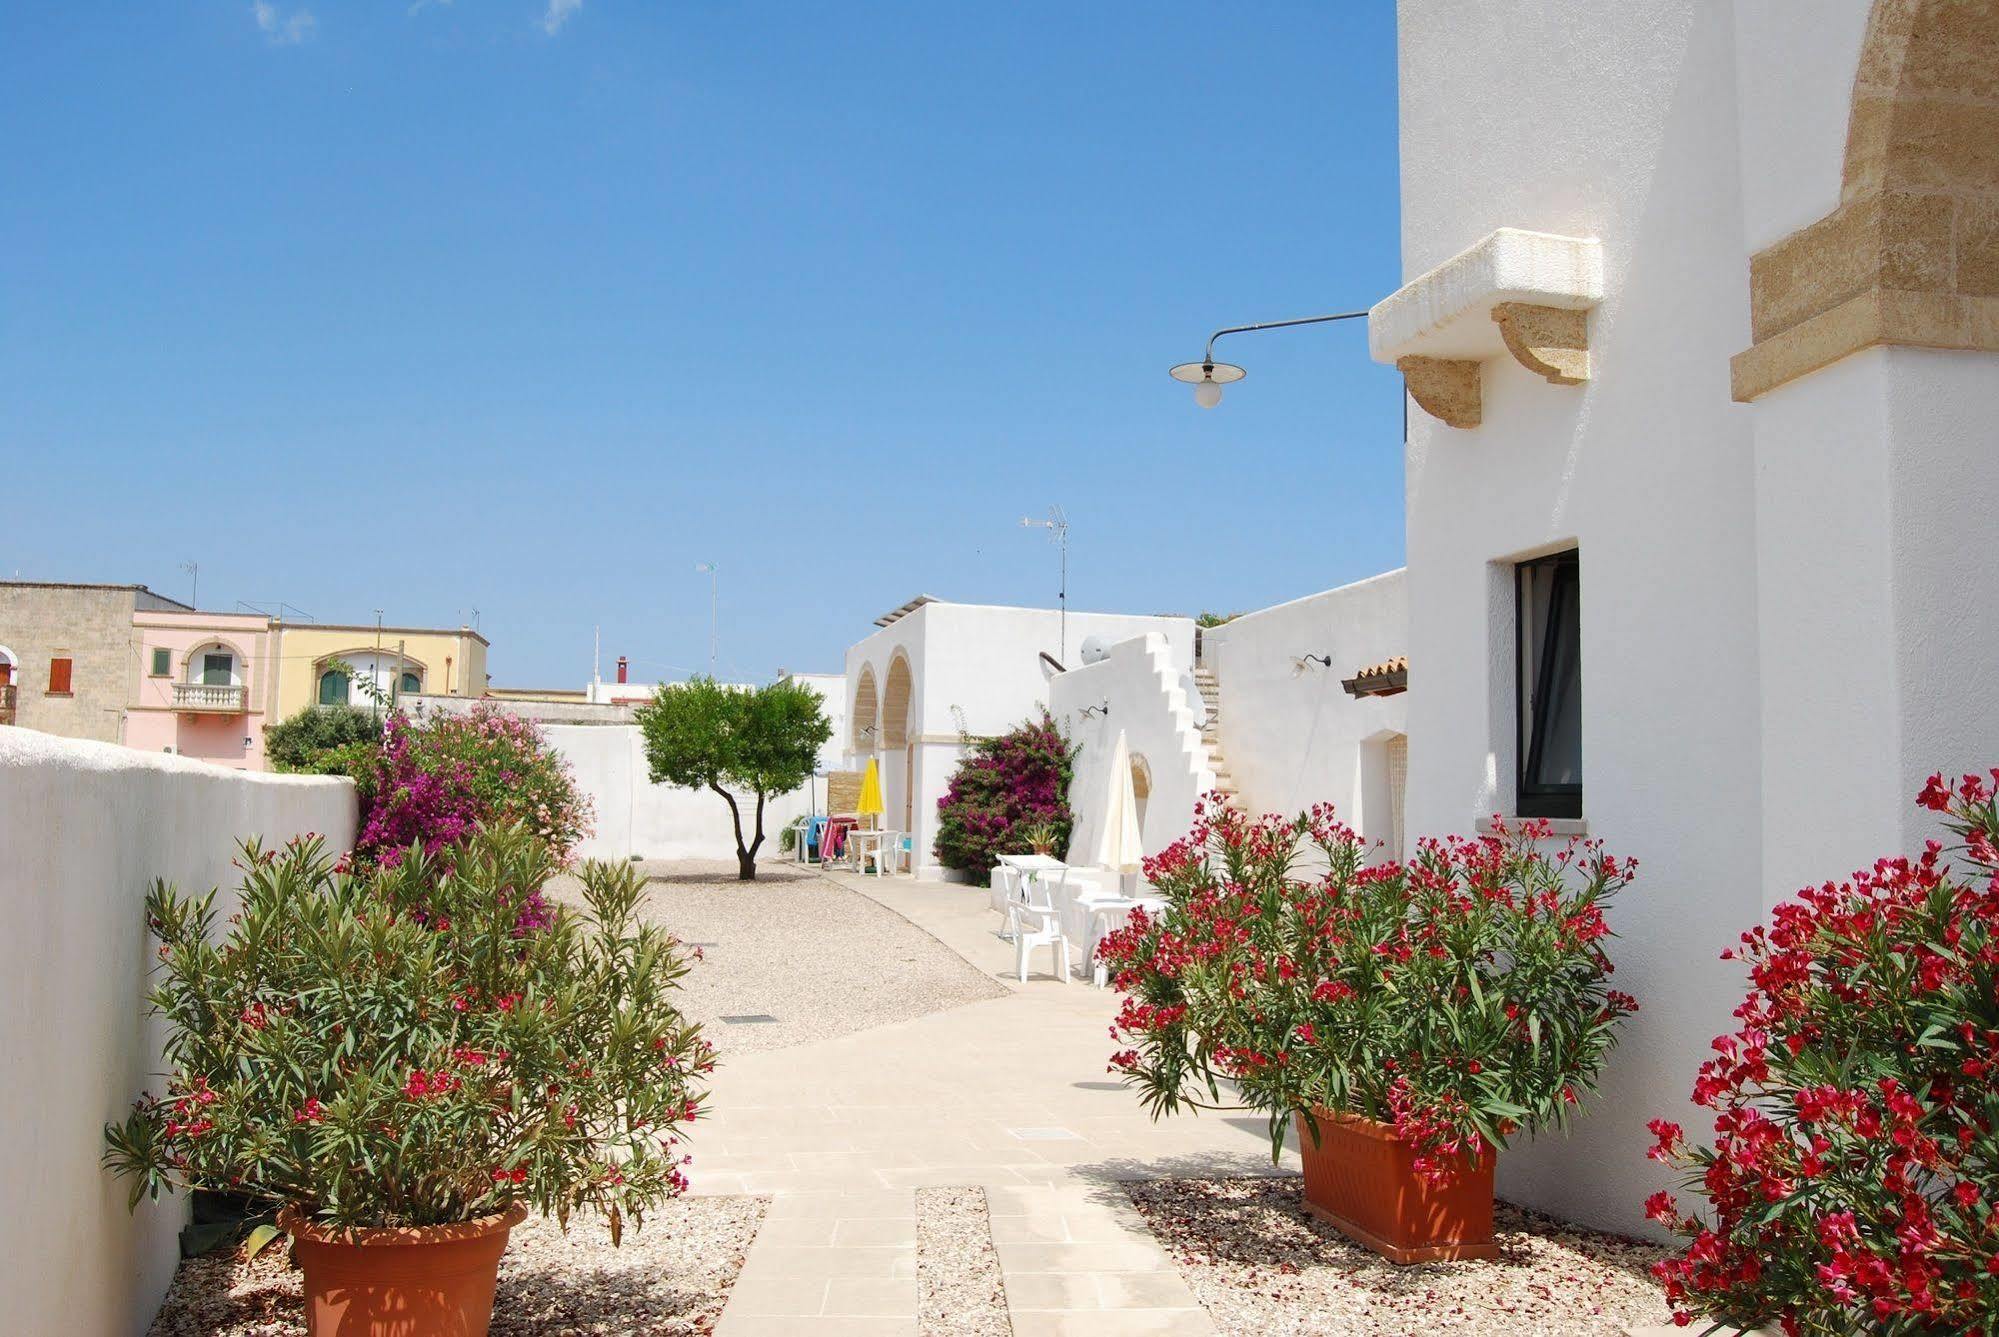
<box><xmin>48</xmin><ymin>658</ymin><xmax>72</xmax><ymax>694</ymax></box>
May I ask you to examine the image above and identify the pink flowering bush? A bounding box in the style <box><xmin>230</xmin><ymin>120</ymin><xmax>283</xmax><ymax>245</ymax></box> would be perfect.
<box><xmin>1099</xmin><ymin>797</ymin><xmax>1639</xmax><ymax>1174</ymax></box>
<box><xmin>932</xmin><ymin>710</ymin><xmax>1076</xmax><ymax>884</ymax></box>
<box><xmin>355</xmin><ymin>703</ymin><xmax>592</xmax><ymax>879</ymax></box>
<box><xmin>1646</xmin><ymin>771</ymin><xmax>1999</xmax><ymax>1334</ymax></box>
<box><xmin>104</xmin><ymin>824</ymin><xmax>713</xmax><ymax>1234</ymax></box>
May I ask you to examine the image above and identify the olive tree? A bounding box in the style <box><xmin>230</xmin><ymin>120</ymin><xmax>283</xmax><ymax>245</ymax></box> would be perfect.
<box><xmin>634</xmin><ymin>676</ymin><xmax>832</xmax><ymax>881</ymax></box>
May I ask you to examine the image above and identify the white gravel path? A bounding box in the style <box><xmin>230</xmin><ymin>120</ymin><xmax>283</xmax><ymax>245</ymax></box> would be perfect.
<box><xmin>915</xmin><ymin>1185</ymin><xmax>1010</xmax><ymax>1337</ymax></box>
<box><xmin>148</xmin><ymin>1195</ymin><xmax>769</xmax><ymax>1337</ymax></box>
<box><xmin>1126</xmin><ymin>1177</ymin><xmax>1674</xmax><ymax>1336</ymax></box>
<box><xmin>548</xmin><ymin>859</ymin><xmax>1006</xmax><ymax>1054</ymax></box>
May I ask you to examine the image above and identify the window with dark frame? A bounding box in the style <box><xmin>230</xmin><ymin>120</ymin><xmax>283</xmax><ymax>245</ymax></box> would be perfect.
<box><xmin>150</xmin><ymin>648</ymin><xmax>171</xmax><ymax>677</ymax></box>
<box><xmin>1515</xmin><ymin>549</ymin><xmax>1581</xmax><ymax>818</ymax></box>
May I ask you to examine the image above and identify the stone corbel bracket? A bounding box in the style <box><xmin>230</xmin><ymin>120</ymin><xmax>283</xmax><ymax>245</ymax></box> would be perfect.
<box><xmin>1369</xmin><ymin>228</ymin><xmax>1605</xmax><ymax>428</ymax></box>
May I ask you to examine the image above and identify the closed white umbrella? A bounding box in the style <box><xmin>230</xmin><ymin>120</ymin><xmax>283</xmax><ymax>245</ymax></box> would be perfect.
<box><xmin>1096</xmin><ymin>730</ymin><xmax>1146</xmax><ymax>881</ymax></box>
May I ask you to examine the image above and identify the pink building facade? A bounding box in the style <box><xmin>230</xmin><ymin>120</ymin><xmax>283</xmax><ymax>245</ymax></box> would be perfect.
<box><xmin>123</xmin><ymin>611</ymin><xmax>274</xmax><ymax>770</ymax></box>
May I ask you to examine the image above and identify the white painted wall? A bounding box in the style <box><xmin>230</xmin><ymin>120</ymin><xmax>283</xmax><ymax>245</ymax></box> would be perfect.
<box><xmin>1389</xmin><ymin>0</ymin><xmax>1999</xmax><ymax>1240</ymax></box>
<box><xmin>0</xmin><ymin>731</ymin><xmax>356</xmax><ymax>1337</ymax></box>
<box><xmin>1200</xmin><ymin>571</ymin><xmax>1409</xmax><ymax>851</ymax></box>
<box><xmin>1051</xmin><ymin>634</ymin><xmax>1216</xmax><ymax>867</ymax></box>
<box><xmin>546</xmin><ymin>724</ymin><xmax>820</xmax><ymax>866</ymax></box>
<box><xmin>1394</xmin><ymin>0</ymin><xmax>1770</xmax><ymax>1235</ymax></box>
<box><xmin>841</xmin><ymin>602</ymin><xmax>1194</xmax><ymax>878</ymax></box>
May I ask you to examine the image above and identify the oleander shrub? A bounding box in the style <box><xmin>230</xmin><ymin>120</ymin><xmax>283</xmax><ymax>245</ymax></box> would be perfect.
<box><xmin>1099</xmin><ymin>797</ymin><xmax>1639</xmax><ymax>1174</ymax></box>
<box><xmin>104</xmin><ymin>824</ymin><xmax>714</xmax><ymax>1234</ymax></box>
<box><xmin>932</xmin><ymin>710</ymin><xmax>1076</xmax><ymax>884</ymax></box>
<box><xmin>1646</xmin><ymin>770</ymin><xmax>1999</xmax><ymax>1335</ymax></box>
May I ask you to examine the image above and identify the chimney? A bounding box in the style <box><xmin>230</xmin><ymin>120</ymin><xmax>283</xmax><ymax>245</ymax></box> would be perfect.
<box><xmin>616</xmin><ymin>656</ymin><xmax>628</xmax><ymax>684</ymax></box>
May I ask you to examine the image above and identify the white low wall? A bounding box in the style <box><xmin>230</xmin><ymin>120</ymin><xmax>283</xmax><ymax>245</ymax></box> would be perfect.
<box><xmin>1200</xmin><ymin>571</ymin><xmax>1410</xmax><ymax>851</ymax></box>
<box><xmin>546</xmin><ymin>724</ymin><xmax>818</xmax><ymax>865</ymax></box>
<box><xmin>0</xmin><ymin>730</ymin><xmax>357</xmax><ymax>1337</ymax></box>
<box><xmin>1051</xmin><ymin>634</ymin><xmax>1216</xmax><ymax>865</ymax></box>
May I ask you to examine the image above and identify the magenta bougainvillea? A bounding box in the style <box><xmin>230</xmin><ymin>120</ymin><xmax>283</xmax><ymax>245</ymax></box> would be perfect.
<box><xmin>1647</xmin><ymin>771</ymin><xmax>1999</xmax><ymax>1334</ymax></box>
<box><xmin>354</xmin><ymin>705</ymin><xmax>592</xmax><ymax>923</ymax></box>
<box><xmin>931</xmin><ymin>710</ymin><xmax>1076</xmax><ymax>884</ymax></box>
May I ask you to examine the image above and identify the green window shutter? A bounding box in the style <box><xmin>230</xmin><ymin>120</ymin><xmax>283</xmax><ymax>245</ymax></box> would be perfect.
<box><xmin>150</xmin><ymin>648</ymin><xmax>171</xmax><ymax>677</ymax></box>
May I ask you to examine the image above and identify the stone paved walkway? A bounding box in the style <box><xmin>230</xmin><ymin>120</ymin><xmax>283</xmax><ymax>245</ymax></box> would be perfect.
<box><xmin>690</xmin><ymin>866</ymin><xmax>1298</xmax><ymax>1336</ymax></box>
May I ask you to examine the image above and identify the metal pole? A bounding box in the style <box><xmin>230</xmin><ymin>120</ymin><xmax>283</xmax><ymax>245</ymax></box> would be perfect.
<box><xmin>1058</xmin><ymin>527</ymin><xmax>1067</xmax><ymax>664</ymax></box>
<box><xmin>709</xmin><ymin>565</ymin><xmax>718</xmax><ymax>677</ymax></box>
<box><xmin>373</xmin><ymin>611</ymin><xmax>383</xmax><ymax>722</ymax></box>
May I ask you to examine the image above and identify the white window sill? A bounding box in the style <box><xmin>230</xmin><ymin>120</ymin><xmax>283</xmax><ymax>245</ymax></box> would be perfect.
<box><xmin>1475</xmin><ymin>815</ymin><xmax>1588</xmax><ymax>838</ymax></box>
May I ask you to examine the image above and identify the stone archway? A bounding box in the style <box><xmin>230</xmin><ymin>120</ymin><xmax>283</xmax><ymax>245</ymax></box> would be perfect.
<box><xmin>851</xmin><ymin>665</ymin><xmax>880</xmax><ymax>752</ymax></box>
<box><xmin>1734</xmin><ymin>0</ymin><xmax>1999</xmax><ymax>400</ymax></box>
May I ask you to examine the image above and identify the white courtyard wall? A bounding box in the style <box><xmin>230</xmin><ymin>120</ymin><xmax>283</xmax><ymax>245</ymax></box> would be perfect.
<box><xmin>0</xmin><ymin>731</ymin><xmax>356</xmax><ymax>1337</ymax></box>
<box><xmin>1199</xmin><ymin>572</ymin><xmax>1409</xmax><ymax>851</ymax></box>
<box><xmin>546</xmin><ymin>724</ymin><xmax>818</xmax><ymax>866</ymax></box>
<box><xmin>1395</xmin><ymin>0</ymin><xmax>1769</xmax><ymax>1234</ymax></box>
<box><xmin>1050</xmin><ymin>634</ymin><xmax>1216</xmax><ymax>868</ymax></box>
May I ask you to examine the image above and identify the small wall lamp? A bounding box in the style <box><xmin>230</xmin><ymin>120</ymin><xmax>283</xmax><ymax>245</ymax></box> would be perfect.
<box><xmin>1291</xmin><ymin>653</ymin><xmax>1334</xmax><ymax>678</ymax></box>
<box><xmin>1078</xmin><ymin>701</ymin><xmax>1111</xmax><ymax>719</ymax></box>
<box><xmin>1170</xmin><ymin>310</ymin><xmax>1371</xmax><ymax>409</ymax></box>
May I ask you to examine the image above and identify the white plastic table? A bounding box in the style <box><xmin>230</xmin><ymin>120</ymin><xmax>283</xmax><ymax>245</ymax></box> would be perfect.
<box><xmin>848</xmin><ymin>828</ymin><xmax>900</xmax><ymax>877</ymax></box>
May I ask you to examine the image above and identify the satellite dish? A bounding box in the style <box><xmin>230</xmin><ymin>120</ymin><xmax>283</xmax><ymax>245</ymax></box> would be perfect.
<box><xmin>1079</xmin><ymin>635</ymin><xmax>1111</xmax><ymax>665</ymax></box>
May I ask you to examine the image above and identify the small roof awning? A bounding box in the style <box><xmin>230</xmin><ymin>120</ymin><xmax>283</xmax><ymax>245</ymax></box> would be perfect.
<box><xmin>1342</xmin><ymin>655</ymin><xmax>1408</xmax><ymax>698</ymax></box>
<box><xmin>874</xmin><ymin>594</ymin><xmax>937</xmax><ymax>628</ymax></box>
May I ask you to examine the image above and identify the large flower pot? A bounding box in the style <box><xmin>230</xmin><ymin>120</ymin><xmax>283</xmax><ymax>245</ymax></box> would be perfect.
<box><xmin>277</xmin><ymin>1203</ymin><xmax>528</xmax><ymax>1337</ymax></box>
<box><xmin>1294</xmin><ymin>1108</ymin><xmax>1498</xmax><ymax>1264</ymax></box>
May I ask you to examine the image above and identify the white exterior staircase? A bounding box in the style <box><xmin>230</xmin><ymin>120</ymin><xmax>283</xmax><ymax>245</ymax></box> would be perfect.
<box><xmin>1192</xmin><ymin>664</ymin><xmax>1240</xmax><ymax>807</ymax></box>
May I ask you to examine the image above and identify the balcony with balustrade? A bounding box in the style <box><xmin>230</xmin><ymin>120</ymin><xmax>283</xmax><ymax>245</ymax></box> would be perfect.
<box><xmin>171</xmin><ymin>681</ymin><xmax>249</xmax><ymax>714</ymax></box>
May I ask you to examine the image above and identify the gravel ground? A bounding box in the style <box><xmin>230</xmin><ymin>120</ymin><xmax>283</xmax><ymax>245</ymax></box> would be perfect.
<box><xmin>1125</xmin><ymin>1178</ymin><xmax>1674</xmax><ymax>1336</ymax></box>
<box><xmin>548</xmin><ymin>859</ymin><xmax>1005</xmax><ymax>1054</ymax></box>
<box><xmin>149</xmin><ymin>1196</ymin><xmax>768</xmax><ymax>1337</ymax></box>
<box><xmin>915</xmin><ymin>1185</ymin><xmax>1011</xmax><ymax>1337</ymax></box>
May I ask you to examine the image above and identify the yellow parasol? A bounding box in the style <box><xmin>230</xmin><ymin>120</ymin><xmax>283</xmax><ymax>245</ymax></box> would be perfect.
<box><xmin>857</xmin><ymin>756</ymin><xmax>886</xmax><ymax>828</ymax></box>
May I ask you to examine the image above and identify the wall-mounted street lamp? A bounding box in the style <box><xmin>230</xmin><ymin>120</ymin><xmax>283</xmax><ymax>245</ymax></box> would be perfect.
<box><xmin>1078</xmin><ymin>701</ymin><xmax>1111</xmax><ymax>719</ymax></box>
<box><xmin>1169</xmin><ymin>310</ymin><xmax>1371</xmax><ymax>409</ymax></box>
<box><xmin>1291</xmin><ymin>653</ymin><xmax>1334</xmax><ymax>678</ymax></box>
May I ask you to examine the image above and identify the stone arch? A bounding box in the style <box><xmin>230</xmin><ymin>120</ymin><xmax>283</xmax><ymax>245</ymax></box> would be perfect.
<box><xmin>881</xmin><ymin>652</ymin><xmax>914</xmax><ymax>749</ymax></box>
<box><xmin>851</xmin><ymin>664</ymin><xmax>880</xmax><ymax>750</ymax></box>
<box><xmin>183</xmin><ymin>637</ymin><xmax>251</xmax><ymax>686</ymax></box>
<box><xmin>1735</xmin><ymin>0</ymin><xmax>1999</xmax><ymax>400</ymax></box>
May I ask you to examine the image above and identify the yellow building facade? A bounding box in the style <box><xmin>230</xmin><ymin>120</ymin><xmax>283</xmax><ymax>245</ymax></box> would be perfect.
<box><xmin>268</xmin><ymin>622</ymin><xmax>489</xmax><ymax>722</ymax></box>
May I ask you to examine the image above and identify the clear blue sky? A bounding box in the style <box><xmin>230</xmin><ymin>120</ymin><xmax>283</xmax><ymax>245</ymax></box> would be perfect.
<box><xmin>1</xmin><ymin>2</ymin><xmax>1402</xmax><ymax>688</ymax></box>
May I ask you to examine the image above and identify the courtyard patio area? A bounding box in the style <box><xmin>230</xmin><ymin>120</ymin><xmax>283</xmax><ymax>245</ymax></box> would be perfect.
<box><xmin>149</xmin><ymin>857</ymin><xmax>1676</xmax><ymax>1336</ymax></box>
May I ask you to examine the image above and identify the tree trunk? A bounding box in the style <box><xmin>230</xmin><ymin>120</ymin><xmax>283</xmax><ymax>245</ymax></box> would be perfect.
<box><xmin>711</xmin><ymin>782</ymin><xmax>758</xmax><ymax>881</ymax></box>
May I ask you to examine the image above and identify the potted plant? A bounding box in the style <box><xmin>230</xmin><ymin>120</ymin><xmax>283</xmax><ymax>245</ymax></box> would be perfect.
<box><xmin>1098</xmin><ymin>798</ymin><xmax>1639</xmax><ymax>1263</ymax></box>
<box><xmin>104</xmin><ymin>823</ymin><xmax>714</xmax><ymax>1337</ymax></box>
<box><xmin>1017</xmin><ymin>820</ymin><xmax>1060</xmax><ymax>856</ymax></box>
<box><xmin>1646</xmin><ymin>770</ymin><xmax>1999</xmax><ymax>1334</ymax></box>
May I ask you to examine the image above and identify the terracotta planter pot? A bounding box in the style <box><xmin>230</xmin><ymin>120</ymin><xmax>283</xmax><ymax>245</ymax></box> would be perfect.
<box><xmin>1294</xmin><ymin>1108</ymin><xmax>1498</xmax><ymax>1264</ymax></box>
<box><xmin>277</xmin><ymin>1203</ymin><xmax>528</xmax><ymax>1337</ymax></box>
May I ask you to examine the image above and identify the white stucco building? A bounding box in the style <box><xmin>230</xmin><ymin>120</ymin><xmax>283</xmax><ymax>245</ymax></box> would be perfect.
<box><xmin>1358</xmin><ymin>0</ymin><xmax>1999</xmax><ymax>1236</ymax></box>
<box><xmin>840</xmin><ymin>597</ymin><xmax>1195</xmax><ymax>878</ymax></box>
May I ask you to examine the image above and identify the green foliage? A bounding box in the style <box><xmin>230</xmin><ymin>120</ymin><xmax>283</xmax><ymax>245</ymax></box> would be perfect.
<box><xmin>931</xmin><ymin>710</ymin><xmax>1076</xmax><ymax>885</ymax></box>
<box><xmin>103</xmin><ymin>824</ymin><xmax>713</xmax><ymax>1232</ymax></box>
<box><xmin>1194</xmin><ymin>611</ymin><xmax>1241</xmax><ymax>628</ymax></box>
<box><xmin>263</xmin><ymin>706</ymin><xmax>383</xmax><ymax>775</ymax></box>
<box><xmin>634</xmin><ymin>677</ymin><xmax>832</xmax><ymax>879</ymax></box>
<box><xmin>1100</xmin><ymin>804</ymin><xmax>1638</xmax><ymax>1178</ymax></box>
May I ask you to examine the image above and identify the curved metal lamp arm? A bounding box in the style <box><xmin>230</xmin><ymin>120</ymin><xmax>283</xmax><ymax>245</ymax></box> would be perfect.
<box><xmin>1204</xmin><ymin>310</ymin><xmax>1371</xmax><ymax>367</ymax></box>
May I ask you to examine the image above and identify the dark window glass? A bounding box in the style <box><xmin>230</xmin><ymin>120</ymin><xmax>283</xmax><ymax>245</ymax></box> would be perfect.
<box><xmin>317</xmin><ymin>669</ymin><xmax>350</xmax><ymax>706</ymax></box>
<box><xmin>1516</xmin><ymin>549</ymin><xmax>1581</xmax><ymax>818</ymax></box>
<box><xmin>202</xmin><ymin>653</ymin><xmax>233</xmax><ymax>686</ymax></box>
<box><xmin>400</xmin><ymin>671</ymin><xmax>421</xmax><ymax>696</ymax></box>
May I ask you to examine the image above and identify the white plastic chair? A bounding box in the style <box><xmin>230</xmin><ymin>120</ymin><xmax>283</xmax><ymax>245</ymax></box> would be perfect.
<box><xmin>1088</xmin><ymin>896</ymin><xmax>1168</xmax><ymax>987</ymax></box>
<box><xmin>990</xmin><ymin>866</ymin><xmax>1022</xmax><ymax>939</ymax></box>
<box><xmin>1011</xmin><ymin>869</ymin><xmax>1072</xmax><ymax>984</ymax></box>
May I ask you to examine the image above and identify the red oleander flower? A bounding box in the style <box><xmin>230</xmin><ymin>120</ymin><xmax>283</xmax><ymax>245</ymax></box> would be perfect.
<box><xmin>1650</xmin><ymin>771</ymin><xmax>1999</xmax><ymax>1332</ymax></box>
<box><xmin>1104</xmin><ymin>793</ymin><xmax>1637</xmax><ymax>1185</ymax></box>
